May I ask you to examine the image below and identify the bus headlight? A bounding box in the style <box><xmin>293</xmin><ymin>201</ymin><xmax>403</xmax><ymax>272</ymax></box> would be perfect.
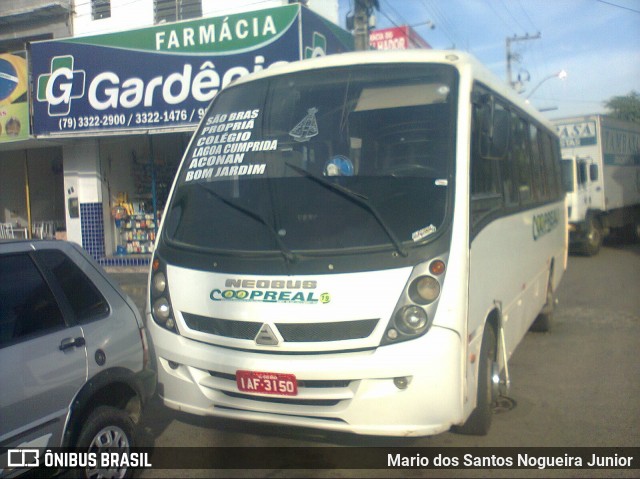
<box><xmin>395</xmin><ymin>305</ymin><xmax>429</xmax><ymax>334</ymax></box>
<box><xmin>150</xmin><ymin>256</ymin><xmax>178</xmax><ymax>334</ymax></box>
<box><xmin>410</xmin><ymin>276</ymin><xmax>441</xmax><ymax>304</ymax></box>
<box><xmin>152</xmin><ymin>271</ymin><xmax>167</xmax><ymax>295</ymax></box>
<box><xmin>152</xmin><ymin>297</ymin><xmax>171</xmax><ymax>321</ymax></box>
<box><xmin>381</xmin><ymin>258</ymin><xmax>446</xmax><ymax>346</ymax></box>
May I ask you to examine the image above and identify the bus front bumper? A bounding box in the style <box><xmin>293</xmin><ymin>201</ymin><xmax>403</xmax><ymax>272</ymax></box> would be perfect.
<box><xmin>149</xmin><ymin>318</ymin><xmax>464</xmax><ymax>437</ymax></box>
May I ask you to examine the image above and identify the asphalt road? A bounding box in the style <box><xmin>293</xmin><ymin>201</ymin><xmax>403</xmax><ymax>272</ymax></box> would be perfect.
<box><xmin>110</xmin><ymin>239</ymin><xmax>640</xmax><ymax>478</ymax></box>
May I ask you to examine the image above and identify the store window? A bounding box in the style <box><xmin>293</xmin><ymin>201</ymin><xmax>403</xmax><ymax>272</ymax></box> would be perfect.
<box><xmin>92</xmin><ymin>0</ymin><xmax>111</xmax><ymax>20</ymax></box>
<box><xmin>154</xmin><ymin>0</ymin><xmax>202</xmax><ymax>23</ymax></box>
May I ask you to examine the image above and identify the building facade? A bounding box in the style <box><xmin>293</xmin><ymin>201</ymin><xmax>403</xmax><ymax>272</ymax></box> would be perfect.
<box><xmin>0</xmin><ymin>0</ymin><xmax>73</xmax><ymax>241</ymax></box>
<box><xmin>1</xmin><ymin>0</ymin><xmax>348</xmax><ymax>267</ymax></box>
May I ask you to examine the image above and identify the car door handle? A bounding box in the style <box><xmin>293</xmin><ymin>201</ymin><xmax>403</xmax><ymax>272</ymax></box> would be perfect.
<box><xmin>59</xmin><ymin>336</ymin><xmax>86</xmax><ymax>351</ymax></box>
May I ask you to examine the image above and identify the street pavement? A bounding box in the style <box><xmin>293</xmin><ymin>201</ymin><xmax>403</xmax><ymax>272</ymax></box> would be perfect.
<box><xmin>106</xmin><ymin>242</ymin><xmax>640</xmax><ymax>479</ymax></box>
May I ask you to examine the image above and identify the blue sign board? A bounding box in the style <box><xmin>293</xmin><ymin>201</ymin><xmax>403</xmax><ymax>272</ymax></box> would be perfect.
<box><xmin>31</xmin><ymin>5</ymin><xmax>352</xmax><ymax>136</ymax></box>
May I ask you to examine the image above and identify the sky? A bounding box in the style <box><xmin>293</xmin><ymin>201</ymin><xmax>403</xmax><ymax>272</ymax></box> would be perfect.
<box><xmin>337</xmin><ymin>0</ymin><xmax>640</xmax><ymax>120</ymax></box>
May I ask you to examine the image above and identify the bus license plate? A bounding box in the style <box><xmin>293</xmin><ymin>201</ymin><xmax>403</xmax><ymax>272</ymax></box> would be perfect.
<box><xmin>236</xmin><ymin>370</ymin><xmax>298</xmax><ymax>396</ymax></box>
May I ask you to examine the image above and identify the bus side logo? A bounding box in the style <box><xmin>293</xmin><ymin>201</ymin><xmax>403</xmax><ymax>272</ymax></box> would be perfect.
<box><xmin>532</xmin><ymin>208</ymin><xmax>560</xmax><ymax>240</ymax></box>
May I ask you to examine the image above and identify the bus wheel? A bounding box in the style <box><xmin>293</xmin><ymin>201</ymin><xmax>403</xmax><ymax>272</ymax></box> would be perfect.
<box><xmin>530</xmin><ymin>272</ymin><xmax>554</xmax><ymax>333</ymax></box>
<box><xmin>583</xmin><ymin>216</ymin><xmax>602</xmax><ymax>256</ymax></box>
<box><xmin>452</xmin><ymin>326</ymin><xmax>497</xmax><ymax>436</ymax></box>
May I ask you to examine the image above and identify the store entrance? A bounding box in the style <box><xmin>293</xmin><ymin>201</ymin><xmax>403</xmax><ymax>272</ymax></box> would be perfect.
<box><xmin>0</xmin><ymin>147</ymin><xmax>65</xmax><ymax>240</ymax></box>
<box><xmin>102</xmin><ymin>133</ymin><xmax>188</xmax><ymax>265</ymax></box>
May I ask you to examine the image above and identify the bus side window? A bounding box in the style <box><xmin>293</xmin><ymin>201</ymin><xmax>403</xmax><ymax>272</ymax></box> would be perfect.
<box><xmin>495</xmin><ymin>105</ymin><xmax>517</xmax><ymax>208</ymax></box>
<box><xmin>471</xmin><ymin>95</ymin><xmax>504</xmax><ymax>230</ymax></box>
<box><xmin>510</xmin><ymin>113</ymin><xmax>534</xmax><ymax>206</ymax></box>
<box><xmin>540</xmin><ymin>132</ymin><xmax>561</xmax><ymax>199</ymax></box>
<box><xmin>529</xmin><ymin>124</ymin><xmax>547</xmax><ymax>202</ymax></box>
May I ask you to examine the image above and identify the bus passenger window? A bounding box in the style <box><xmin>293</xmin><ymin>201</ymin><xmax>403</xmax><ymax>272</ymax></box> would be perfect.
<box><xmin>510</xmin><ymin>114</ymin><xmax>534</xmax><ymax>205</ymax></box>
<box><xmin>529</xmin><ymin>124</ymin><xmax>547</xmax><ymax>201</ymax></box>
<box><xmin>471</xmin><ymin>99</ymin><xmax>503</xmax><ymax>227</ymax></box>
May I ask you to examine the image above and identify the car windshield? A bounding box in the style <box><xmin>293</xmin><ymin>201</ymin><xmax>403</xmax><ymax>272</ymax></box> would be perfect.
<box><xmin>164</xmin><ymin>63</ymin><xmax>458</xmax><ymax>255</ymax></box>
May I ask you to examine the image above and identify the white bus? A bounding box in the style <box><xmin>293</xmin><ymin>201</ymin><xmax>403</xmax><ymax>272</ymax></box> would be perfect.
<box><xmin>147</xmin><ymin>50</ymin><xmax>567</xmax><ymax>437</ymax></box>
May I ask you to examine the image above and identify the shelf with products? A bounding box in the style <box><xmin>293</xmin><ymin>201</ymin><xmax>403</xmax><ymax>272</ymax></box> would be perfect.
<box><xmin>115</xmin><ymin>212</ymin><xmax>159</xmax><ymax>255</ymax></box>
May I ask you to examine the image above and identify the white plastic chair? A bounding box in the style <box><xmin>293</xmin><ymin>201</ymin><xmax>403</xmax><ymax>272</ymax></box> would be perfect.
<box><xmin>0</xmin><ymin>223</ymin><xmax>15</xmax><ymax>239</ymax></box>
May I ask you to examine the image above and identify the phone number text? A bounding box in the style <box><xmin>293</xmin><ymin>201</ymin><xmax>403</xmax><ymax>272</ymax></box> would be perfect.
<box><xmin>57</xmin><ymin>109</ymin><xmax>206</xmax><ymax>131</ymax></box>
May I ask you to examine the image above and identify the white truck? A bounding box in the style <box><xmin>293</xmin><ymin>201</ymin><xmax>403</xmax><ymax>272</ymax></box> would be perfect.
<box><xmin>555</xmin><ymin>115</ymin><xmax>640</xmax><ymax>255</ymax></box>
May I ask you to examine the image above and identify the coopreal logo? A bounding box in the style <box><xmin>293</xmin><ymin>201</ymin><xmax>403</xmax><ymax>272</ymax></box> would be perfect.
<box><xmin>36</xmin><ymin>55</ymin><xmax>86</xmax><ymax>116</ymax></box>
<box><xmin>7</xmin><ymin>449</ymin><xmax>40</xmax><ymax>468</ymax></box>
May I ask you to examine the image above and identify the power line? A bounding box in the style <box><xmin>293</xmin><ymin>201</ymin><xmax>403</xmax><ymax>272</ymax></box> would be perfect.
<box><xmin>380</xmin><ymin>0</ymin><xmax>410</xmax><ymax>28</ymax></box>
<box><xmin>375</xmin><ymin>4</ymin><xmax>401</xmax><ymax>28</ymax></box>
<box><xmin>596</xmin><ymin>0</ymin><xmax>640</xmax><ymax>14</ymax></box>
<box><xmin>515</xmin><ymin>0</ymin><xmax>539</xmax><ymax>32</ymax></box>
<box><xmin>484</xmin><ymin>0</ymin><xmax>514</xmax><ymax>32</ymax></box>
<box><xmin>497</xmin><ymin>0</ymin><xmax>528</xmax><ymax>33</ymax></box>
<box><xmin>419</xmin><ymin>0</ymin><xmax>457</xmax><ymax>48</ymax></box>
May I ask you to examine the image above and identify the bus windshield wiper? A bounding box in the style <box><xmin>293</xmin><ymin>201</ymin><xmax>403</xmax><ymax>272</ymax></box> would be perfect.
<box><xmin>285</xmin><ymin>162</ymin><xmax>408</xmax><ymax>257</ymax></box>
<box><xmin>194</xmin><ymin>182</ymin><xmax>298</xmax><ymax>264</ymax></box>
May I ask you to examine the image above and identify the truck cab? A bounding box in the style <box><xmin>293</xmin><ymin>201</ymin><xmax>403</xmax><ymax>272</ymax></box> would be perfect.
<box><xmin>563</xmin><ymin>156</ymin><xmax>605</xmax><ymax>255</ymax></box>
<box><xmin>556</xmin><ymin>115</ymin><xmax>640</xmax><ymax>256</ymax></box>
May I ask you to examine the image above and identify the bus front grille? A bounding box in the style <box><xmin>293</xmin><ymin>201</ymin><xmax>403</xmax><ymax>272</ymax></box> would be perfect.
<box><xmin>209</xmin><ymin>370</ymin><xmax>352</xmax><ymax>389</ymax></box>
<box><xmin>182</xmin><ymin>312</ymin><xmax>379</xmax><ymax>342</ymax></box>
<box><xmin>220</xmin><ymin>390</ymin><xmax>342</xmax><ymax>407</ymax></box>
<box><xmin>276</xmin><ymin>319</ymin><xmax>378</xmax><ymax>342</ymax></box>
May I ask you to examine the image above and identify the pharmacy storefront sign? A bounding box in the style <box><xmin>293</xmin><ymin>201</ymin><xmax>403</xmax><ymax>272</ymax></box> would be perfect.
<box><xmin>31</xmin><ymin>5</ymin><xmax>352</xmax><ymax>136</ymax></box>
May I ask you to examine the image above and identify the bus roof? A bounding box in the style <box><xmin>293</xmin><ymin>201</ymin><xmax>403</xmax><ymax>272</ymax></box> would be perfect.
<box><xmin>229</xmin><ymin>49</ymin><xmax>555</xmax><ymax>133</ymax></box>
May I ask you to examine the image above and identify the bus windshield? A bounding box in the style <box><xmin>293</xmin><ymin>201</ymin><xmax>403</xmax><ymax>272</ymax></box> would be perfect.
<box><xmin>165</xmin><ymin>63</ymin><xmax>458</xmax><ymax>255</ymax></box>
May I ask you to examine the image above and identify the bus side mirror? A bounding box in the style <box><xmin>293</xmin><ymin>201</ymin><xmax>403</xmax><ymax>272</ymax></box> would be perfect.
<box><xmin>589</xmin><ymin>164</ymin><xmax>599</xmax><ymax>181</ymax></box>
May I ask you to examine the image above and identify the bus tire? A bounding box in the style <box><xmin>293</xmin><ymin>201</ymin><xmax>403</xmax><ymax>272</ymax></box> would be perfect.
<box><xmin>530</xmin><ymin>271</ymin><xmax>554</xmax><ymax>333</ymax></box>
<box><xmin>582</xmin><ymin>216</ymin><xmax>602</xmax><ymax>256</ymax></box>
<box><xmin>452</xmin><ymin>325</ymin><xmax>496</xmax><ymax>436</ymax></box>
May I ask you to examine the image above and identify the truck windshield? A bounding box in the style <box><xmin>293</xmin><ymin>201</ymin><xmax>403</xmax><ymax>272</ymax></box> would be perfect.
<box><xmin>164</xmin><ymin>63</ymin><xmax>458</xmax><ymax>255</ymax></box>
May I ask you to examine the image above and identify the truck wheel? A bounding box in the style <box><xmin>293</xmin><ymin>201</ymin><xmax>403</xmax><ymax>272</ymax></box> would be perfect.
<box><xmin>452</xmin><ymin>326</ymin><xmax>497</xmax><ymax>436</ymax></box>
<box><xmin>583</xmin><ymin>216</ymin><xmax>602</xmax><ymax>256</ymax></box>
<box><xmin>74</xmin><ymin>406</ymin><xmax>136</xmax><ymax>478</ymax></box>
<box><xmin>530</xmin><ymin>271</ymin><xmax>554</xmax><ymax>332</ymax></box>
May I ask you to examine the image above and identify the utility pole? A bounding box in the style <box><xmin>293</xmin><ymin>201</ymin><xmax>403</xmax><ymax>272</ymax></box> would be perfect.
<box><xmin>352</xmin><ymin>0</ymin><xmax>379</xmax><ymax>51</ymax></box>
<box><xmin>506</xmin><ymin>32</ymin><xmax>541</xmax><ymax>90</ymax></box>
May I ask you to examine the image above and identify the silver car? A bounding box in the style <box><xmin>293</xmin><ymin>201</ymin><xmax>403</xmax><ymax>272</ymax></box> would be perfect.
<box><xmin>0</xmin><ymin>240</ymin><xmax>156</xmax><ymax>478</ymax></box>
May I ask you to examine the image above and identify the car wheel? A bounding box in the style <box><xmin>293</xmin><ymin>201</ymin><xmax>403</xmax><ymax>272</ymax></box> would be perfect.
<box><xmin>452</xmin><ymin>325</ymin><xmax>497</xmax><ymax>435</ymax></box>
<box><xmin>74</xmin><ymin>406</ymin><xmax>136</xmax><ymax>479</ymax></box>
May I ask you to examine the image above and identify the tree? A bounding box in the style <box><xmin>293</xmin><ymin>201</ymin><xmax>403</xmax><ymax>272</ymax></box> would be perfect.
<box><xmin>604</xmin><ymin>91</ymin><xmax>640</xmax><ymax>123</ymax></box>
